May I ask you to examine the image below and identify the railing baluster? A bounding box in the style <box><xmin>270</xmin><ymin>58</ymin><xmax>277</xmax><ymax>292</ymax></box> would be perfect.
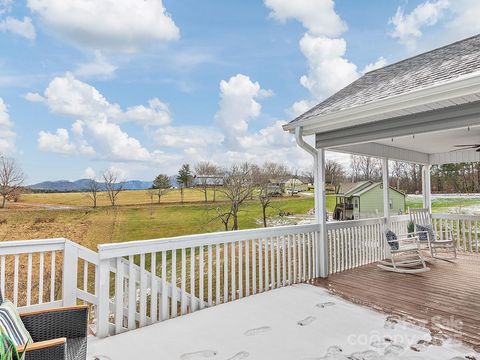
<box><xmin>190</xmin><ymin>247</ymin><xmax>196</xmax><ymax>311</ymax></box>
<box><xmin>161</xmin><ymin>251</ymin><xmax>168</xmax><ymax>321</ymax></box>
<box><xmin>26</xmin><ymin>253</ymin><xmax>32</xmax><ymax>306</ymax></box>
<box><xmin>231</xmin><ymin>242</ymin><xmax>236</xmax><ymax>300</ymax></box>
<box><xmin>252</xmin><ymin>239</ymin><xmax>257</xmax><ymax>295</ymax></box>
<box><xmin>282</xmin><ymin>236</ymin><xmax>287</xmax><ymax>285</ymax></box>
<box><xmin>128</xmin><ymin>255</ymin><xmax>136</xmax><ymax>329</ymax></box>
<box><xmin>215</xmin><ymin>245</ymin><xmax>221</xmax><ymax>304</ymax></box>
<box><xmin>208</xmin><ymin>244</ymin><xmax>213</xmax><ymax>304</ymax></box>
<box><xmin>292</xmin><ymin>234</ymin><xmax>297</xmax><ymax>283</ymax></box>
<box><xmin>245</xmin><ymin>240</ymin><xmax>250</xmax><ymax>296</ymax></box>
<box><xmin>237</xmin><ymin>242</ymin><xmax>242</xmax><ymax>299</ymax></box>
<box><xmin>13</xmin><ymin>255</ymin><xmax>19</xmax><ymax>306</ymax></box>
<box><xmin>38</xmin><ymin>252</ymin><xmax>44</xmax><ymax>304</ymax></box>
<box><xmin>270</xmin><ymin>237</ymin><xmax>275</xmax><ymax>288</ymax></box>
<box><xmin>223</xmin><ymin>242</ymin><xmax>228</xmax><ymax>302</ymax></box>
<box><xmin>150</xmin><ymin>252</ymin><xmax>157</xmax><ymax>323</ymax></box>
<box><xmin>50</xmin><ymin>251</ymin><xmax>55</xmax><ymax>302</ymax></box>
<box><xmin>115</xmin><ymin>257</ymin><xmax>124</xmax><ymax>334</ymax></box>
<box><xmin>171</xmin><ymin>250</ymin><xmax>177</xmax><ymax>318</ymax></box>
<box><xmin>264</xmin><ymin>238</ymin><xmax>269</xmax><ymax>290</ymax></box>
<box><xmin>180</xmin><ymin>248</ymin><xmax>187</xmax><ymax>316</ymax></box>
<box><xmin>199</xmin><ymin>246</ymin><xmax>204</xmax><ymax>309</ymax></box>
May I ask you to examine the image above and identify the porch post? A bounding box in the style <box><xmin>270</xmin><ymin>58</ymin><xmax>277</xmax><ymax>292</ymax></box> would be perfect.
<box><xmin>422</xmin><ymin>164</ymin><xmax>432</xmax><ymax>211</ymax></box>
<box><xmin>382</xmin><ymin>157</ymin><xmax>390</xmax><ymax>227</ymax></box>
<box><xmin>315</xmin><ymin>148</ymin><xmax>328</xmax><ymax>278</ymax></box>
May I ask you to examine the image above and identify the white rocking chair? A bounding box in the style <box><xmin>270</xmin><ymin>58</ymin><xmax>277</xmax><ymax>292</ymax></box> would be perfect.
<box><xmin>409</xmin><ymin>208</ymin><xmax>457</xmax><ymax>260</ymax></box>
<box><xmin>378</xmin><ymin>229</ymin><xmax>430</xmax><ymax>274</ymax></box>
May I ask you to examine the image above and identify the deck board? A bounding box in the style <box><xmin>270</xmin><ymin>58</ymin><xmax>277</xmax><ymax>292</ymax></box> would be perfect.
<box><xmin>313</xmin><ymin>253</ymin><xmax>480</xmax><ymax>351</ymax></box>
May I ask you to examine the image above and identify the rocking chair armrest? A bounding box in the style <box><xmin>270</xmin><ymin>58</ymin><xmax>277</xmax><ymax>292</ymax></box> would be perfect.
<box><xmin>17</xmin><ymin>338</ymin><xmax>67</xmax><ymax>360</ymax></box>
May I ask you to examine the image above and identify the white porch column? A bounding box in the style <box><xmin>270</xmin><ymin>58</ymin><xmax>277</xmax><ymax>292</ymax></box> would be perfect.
<box><xmin>382</xmin><ymin>157</ymin><xmax>390</xmax><ymax>227</ymax></box>
<box><xmin>422</xmin><ymin>164</ymin><xmax>432</xmax><ymax>210</ymax></box>
<box><xmin>314</xmin><ymin>148</ymin><xmax>328</xmax><ymax>278</ymax></box>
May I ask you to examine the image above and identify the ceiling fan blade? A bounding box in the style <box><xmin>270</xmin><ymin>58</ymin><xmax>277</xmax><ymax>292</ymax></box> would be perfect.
<box><xmin>450</xmin><ymin>146</ymin><xmax>479</xmax><ymax>152</ymax></box>
<box><xmin>453</xmin><ymin>144</ymin><xmax>480</xmax><ymax>147</ymax></box>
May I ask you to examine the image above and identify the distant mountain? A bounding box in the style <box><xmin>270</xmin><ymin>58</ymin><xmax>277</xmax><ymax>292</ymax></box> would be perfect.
<box><xmin>28</xmin><ymin>179</ymin><xmax>153</xmax><ymax>192</ymax></box>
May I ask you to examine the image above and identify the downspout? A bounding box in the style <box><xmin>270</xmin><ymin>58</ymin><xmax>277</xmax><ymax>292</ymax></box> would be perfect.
<box><xmin>294</xmin><ymin>126</ymin><xmax>319</xmax><ymax>219</ymax></box>
<box><xmin>294</xmin><ymin>126</ymin><xmax>328</xmax><ymax>278</ymax></box>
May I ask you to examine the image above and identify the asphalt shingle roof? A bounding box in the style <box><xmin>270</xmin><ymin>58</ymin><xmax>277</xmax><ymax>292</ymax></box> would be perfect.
<box><xmin>290</xmin><ymin>34</ymin><xmax>480</xmax><ymax>125</ymax></box>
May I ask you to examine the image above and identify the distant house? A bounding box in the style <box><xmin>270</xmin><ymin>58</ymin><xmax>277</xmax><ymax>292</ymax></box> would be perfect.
<box><xmin>333</xmin><ymin>181</ymin><xmax>405</xmax><ymax>220</ymax></box>
<box><xmin>193</xmin><ymin>175</ymin><xmax>224</xmax><ymax>187</ymax></box>
<box><xmin>284</xmin><ymin>178</ymin><xmax>308</xmax><ymax>192</ymax></box>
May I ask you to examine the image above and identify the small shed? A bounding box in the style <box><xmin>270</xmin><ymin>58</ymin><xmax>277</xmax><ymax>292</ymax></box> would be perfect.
<box><xmin>334</xmin><ymin>181</ymin><xmax>405</xmax><ymax>220</ymax></box>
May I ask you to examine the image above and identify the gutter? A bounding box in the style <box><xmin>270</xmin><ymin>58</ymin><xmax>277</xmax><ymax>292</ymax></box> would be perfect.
<box><xmin>294</xmin><ymin>126</ymin><xmax>316</xmax><ymax>157</ymax></box>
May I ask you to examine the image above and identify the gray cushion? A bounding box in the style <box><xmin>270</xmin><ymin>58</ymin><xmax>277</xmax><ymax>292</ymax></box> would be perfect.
<box><xmin>385</xmin><ymin>229</ymin><xmax>399</xmax><ymax>250</ymax></box>
<box><xmin>415</xmin><ymin>224</ymin><xmax>435</xmax><ymax>241</ymax></box>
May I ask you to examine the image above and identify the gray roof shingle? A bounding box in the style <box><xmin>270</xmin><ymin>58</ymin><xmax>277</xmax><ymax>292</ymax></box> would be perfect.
<box><xmin>289</xmin><ymin>34</ymin><xmax>480</xmax><ymax>125</ymax></box>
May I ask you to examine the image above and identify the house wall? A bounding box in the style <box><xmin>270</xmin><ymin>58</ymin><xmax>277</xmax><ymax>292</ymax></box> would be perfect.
<box><xmin>359</xmin><ymin>185</ymin><xmax>405</xmax><ymax>218</ymax></box>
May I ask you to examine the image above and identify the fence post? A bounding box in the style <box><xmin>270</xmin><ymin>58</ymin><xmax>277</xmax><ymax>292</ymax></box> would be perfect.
<box><xmin>62</xmin><ymin>240</ymin><xmax>78</xmax><ymax>306</ymax></box>
<box><xmin>97</xmin><ymin>256</ymin><xmax>111</xmax><ymax>338</ymax></box>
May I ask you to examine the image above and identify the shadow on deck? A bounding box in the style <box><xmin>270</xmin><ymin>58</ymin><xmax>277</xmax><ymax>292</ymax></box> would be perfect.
<box><xmin>313</xmin><ymin>253</ymin><xmax>480</xmax><ymax>351</ymax></box>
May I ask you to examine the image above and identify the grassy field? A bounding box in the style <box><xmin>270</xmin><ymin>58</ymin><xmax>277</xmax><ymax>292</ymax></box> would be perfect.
<box><xmin>0</xmin><ymin>195</ymin><xmax>328</xmax><ymax>249</ymax></box>
<box><xmin>3</xmin><ymin>188</ymin><xmax>480</xmax><ymax>250</ymax></box>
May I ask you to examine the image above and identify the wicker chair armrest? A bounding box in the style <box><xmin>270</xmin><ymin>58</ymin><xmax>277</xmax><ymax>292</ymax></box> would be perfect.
<box><xmin>17</xmin><ymin>338</ymin><xmax>66</xmax><ymax>360</ymax></box>
<box><xmin>21</xmin><ymin>305</ymin><xmax>88</xmax><ymax>342</ymax></box>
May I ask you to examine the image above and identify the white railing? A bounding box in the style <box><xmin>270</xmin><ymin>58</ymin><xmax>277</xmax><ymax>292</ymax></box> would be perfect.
<box><xmin>95</xmin><ymin>223</ymin><xmax>320</xmax><ymax>337</ymax></box>
<box><xmin>0</xmin><ymin>213</ymin><xmax>478</xmax><ymax>339</ymax></box>
<box><xmin>0</xmin><ymin>238</ymin><xmax>98</xmax><ymax>330</ymax></box>
<box><xmin>432</xmin><ymin>213</ymin><xmax>480</xmax><ymax>253</ymax></box>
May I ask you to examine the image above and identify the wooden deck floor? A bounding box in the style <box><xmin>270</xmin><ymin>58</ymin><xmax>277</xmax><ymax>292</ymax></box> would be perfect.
<box><xmin>313</xmin><ymin>253</ymin><xmax>480</xmax><ymax>351</ymax></box>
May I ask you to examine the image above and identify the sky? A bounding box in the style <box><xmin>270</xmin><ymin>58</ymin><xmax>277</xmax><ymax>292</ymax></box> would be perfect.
<box><xmin>1</xmin><ymin>0</ymin><xmax>479</xmax><ymax>184</ymax></box>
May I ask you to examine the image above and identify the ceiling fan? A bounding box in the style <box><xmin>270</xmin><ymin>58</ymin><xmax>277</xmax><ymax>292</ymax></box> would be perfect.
<box><xmin>452</xmin><ymin>144</ymin><xmax>480</xmax><ymax>152</ymax></box>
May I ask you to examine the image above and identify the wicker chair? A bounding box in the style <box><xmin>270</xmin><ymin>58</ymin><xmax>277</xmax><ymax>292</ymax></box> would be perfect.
<box><xmin>0</xmin><ymin>291</ymin><xmax>88</xmax><ymax>360</ymax></box>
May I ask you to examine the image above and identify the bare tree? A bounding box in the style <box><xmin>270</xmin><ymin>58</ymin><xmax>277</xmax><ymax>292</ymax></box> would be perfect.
<box><xmin>390</xmin><ymin>161</ymin><xmax>405</xmax><ymax>190</ymax></box>
<box><xmin>256</xmin><ymin>162</ymin><xmax>289</xmax><ymax>227</ymax></box>
<box><xmin>0</xmin><ymin>157</ymin><xmax>24</xmax><ymax>208</ymax></box>
<box><xmin>152</xmin><ymin>174</ymin><xmax>171</xmax><ymax>203</ymax></box>
<box><xmin>350</xmin><ymin>155</ymin><xmax>381</xmax><ymax>181</ymax></box>
<box><xmin>194</xmin><ymin>161</ymin><xmax>218</xmax><ymax>203</ymax></box>
<box><xmin>300</xmin><ymin>169</ymin><xmax>314</xmax><ymax>185</ymax></box>
<box><xmin>216</xmin><ymin>162</ymin><xmax>257</xmax><ymax>230</ymax></box>
<box><xmin>86</xmin><ymin>178</ymin><xmax>101</xmax><ymax>208</ymax></box>
<box><xmin>102</xmin><ymin>169</ymin><xmax>123</xmax><ymax>206</ymax></box>
<box><xmin>325</xmin><ymin>160</ymin><xmax>345</xmax><ymax>186</ymax></box>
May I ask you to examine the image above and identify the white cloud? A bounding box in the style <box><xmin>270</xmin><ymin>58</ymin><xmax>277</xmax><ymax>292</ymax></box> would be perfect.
<box><xmin>32</xmin><ymin>73</ymin><xmax>171</xmax><ymax>126</ymax></box>
<box><xmin>24</xmin><ymin>92</ymin><xmax>44</xmax><ymax>102</ymax></box>
<box><xmin>0</xmin><ymin>98</ymin><xmax>15</xmax><ymax>154</ymax></box>
<box><xmin>32</xmin><ymin>73</ymin><xmax>172</xmax><ymax>161</ymax></box>
<box><xmin>264</xmin><ymin>0</ymin><xmax>380</xmax><ymax>118</ymax></box>
<box><xmin>361</xmin><ymin>56</ymin><xmax>388</xmax><ymax>74</ymax></box>
<box><xmin>38</xmin><ymin>128</ymin><xmax>76</xmax><ymax>154</ymax></box>
<box><xmin>446</xmin><ymin>0</ymin><xmax>480</xmax><ymax>39</ymax></box>
<box><xmin>83</xmin><ymin>166</ymin><xmax>96</xmax><ymax>179</ymax></box>
<box><xmin>0</xmin><ymin>16</ymin><xmax>36</xmax><ymax>40</ymax></box>
<box><xmin>37</xmin><ymin>127</ymin><xmax>95</xmax><ymax>155</ymax></box>
<box><xmin>0</xmin><ymin>98</ymin><xmax>12</xmax><ymax>127</ymax></box>
<box><xmin>389</xmin><ymin>0</ymin><xmax>450</xmax><ymax>48</ymax></box>
<box><xmin>299</xmin><ymin>34</ymin><xmax>359</xmax><ymax>100</ymax></box>
<box><xmin>0</xmin><ymin>0</ymin><xmax>12</xmax><ymax>15</ymax></box>
<box><xmin>215</xmin><ymin>74</ymin><xmax>272</xmax><ymax>149</ymax></box>
<box><xmin>74</xmin><ymin>51</ymin><xmax>117</xmax><ymax>80</ymax></box>
<box><xmin>123</xmin><ymin>98</ymin><xmax>171</xmax><ymax>127</ymax></box>
<box><xmin>154</xmin><ymin>126</ymin><xmax>223</xmax><ymax>148</ymax></box>
<box><xmin>27</xmin><ymin>0</ymin><xmax>179</xmax><ymax>52</ymax></box>
<box><xmin>264</xmin><ymin>0</ymin><xmax>347</xmax><ymax>37</ymax></box>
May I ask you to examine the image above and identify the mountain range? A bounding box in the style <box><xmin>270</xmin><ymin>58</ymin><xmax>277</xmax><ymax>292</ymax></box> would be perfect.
<box><xmin>28</xmin><ymin>179</ymin><xmax>154</xmax><ymax>192</ymax></box>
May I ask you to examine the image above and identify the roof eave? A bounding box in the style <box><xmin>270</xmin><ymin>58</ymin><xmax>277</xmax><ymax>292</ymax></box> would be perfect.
<box><xmin>283</xmin><ymin>71</ymin><xmax>480</xmax><ymax>135</ymax></box>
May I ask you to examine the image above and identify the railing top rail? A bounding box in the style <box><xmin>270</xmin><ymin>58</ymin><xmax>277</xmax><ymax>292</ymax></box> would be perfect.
<box><xmin>326</xmin><ymin>217</ymin><xmax>386</xmax><ymax>230</ymax></box>
<box><xmin>432</xmin><ymin>213</ymin><xmax>480</xmax><ymax>221</ymax></box>
<box><xmin>0</xmin><ymin>238</ymin><xmax>67</xmax><ymax>255</ymax></box>
<box><xmin>98</xmin><ymin>223</ymin><xmax>320</xmax><ymax>259</ymax></box>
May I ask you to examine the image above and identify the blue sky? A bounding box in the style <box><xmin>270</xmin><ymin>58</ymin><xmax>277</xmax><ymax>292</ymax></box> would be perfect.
<box><xmin>0</xmin><ymin>0</ymin><xmax>478</xmax><ymax>184</ymax></box>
